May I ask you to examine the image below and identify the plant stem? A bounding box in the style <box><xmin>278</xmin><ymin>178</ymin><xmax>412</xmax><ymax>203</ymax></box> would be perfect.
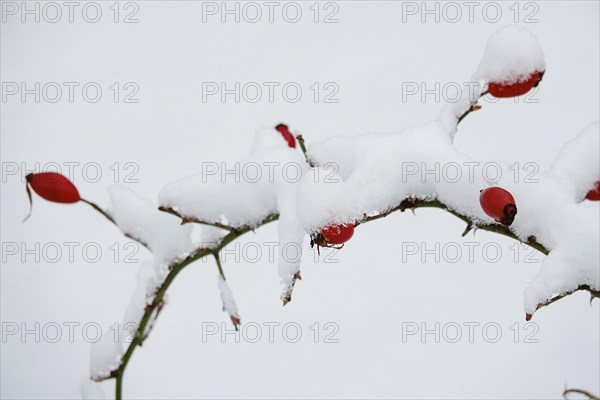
<box><xmin>113</xmin><ymin>215</ymin><xmax>277</xmax><ymax>399</ymax></box>
<box><xmin>81</xmin><ymin>198</ymin><xmax>115</xmax><ymax>224</ymax></box>
<box><xmin>456</xmin><ymin>90</ymin><xmax>488</xmax><ymax>125</ymax></box>
<box><xmin>110</xmin><ymin>196</ymin><xmax>574</xmax><ymax>398</ymax></box>
<box><xmin>563</xmin><ymin>388</ymin><xmax>600</xmax><ymax>400</ymax></box>
<box><xmin>214</xmin><ymin>252</ymin><xmax>226</xmax><ymax>280</ymax></box>
<box><xmin>158</xmin><ymin>206</ymin><xmax>237</xmax><ymax>231</ymax></box>
<box><xmin>296</xmin><ymin>134</ymin><xmax>315</xmax><ymax>167</ymax></box>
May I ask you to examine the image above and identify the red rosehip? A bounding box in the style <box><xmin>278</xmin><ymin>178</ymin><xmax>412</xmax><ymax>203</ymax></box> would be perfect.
<box><xmin>321</xmin><ymin>223</ymin><xmax>354</xmax><ymax>245</ymax></box>
<box><xmin>488</xmin><ymin>71</ymin><xmax>544</xmax><ymax>98</ymax></box>
<box><xmin>27</xmin><ymin>172</ymin><xmax>80</xmax><ymax>203</ymax></box>
<box><xmin>275</xmin><ymin>123</ymin><xmax>296</xmax><ymax>149</ymax></box>
<box><xmin>585</xmin><ymin>181</ymin><xmax>600</xmax><ymax>201</ymax></box>
<box><xmin>24</xmin><ymin>172</ymin><xmax>80</xmax><ymax>221</ymax></box>
<box><xmin>479</xmin><ymin>187</ymin><xmax>518</xmax><ymax>226</ymax></box>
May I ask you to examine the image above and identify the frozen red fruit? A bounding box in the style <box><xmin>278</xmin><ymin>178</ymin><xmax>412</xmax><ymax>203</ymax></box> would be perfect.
<box><xmin>479</xmin><ymin>187</ymin><xmax>517</xmax><ymax>226</ymax></box>
<box><xmin>24</xmin><ymin>172</ymin><xmax>80</xmax><ymax>221</ymax></box>
<box><xmin>27</xmin><ymin>172</ymin><xmax>80</xmax><ymax>203</ymax></box>
<box><xmin>488</xmin><ymin>71</ymin><xmax>544</xmax><ymax>98</ymax></box>
<box><xmin>275</xmin><ymin>123</ymin><xmax>296</xmax><ymax>148</ymax></box>
<box><xmin>585</xmin><ymin>181</ymin><xmax>600</xmax><ymax>201</ymax></box>
<box><xmin>321</xmin><ymin>223</ymin><xmax>355</xmax><ymax>245</ymax></box>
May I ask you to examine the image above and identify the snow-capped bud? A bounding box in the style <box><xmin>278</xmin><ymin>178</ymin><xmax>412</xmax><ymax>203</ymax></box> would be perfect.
<box><xmin>24</xmin><ymin>172</ymin><xmax>81</xmax><ymax>221</ymax></box>
<box><xmin>275</xmin><ymin>123</ymin><xmax>296</xmax><ymax>148</ymax></box>
<box><xmin>585</xmin><ymin>181</ymin><xmax>600</xmax><ymax>201</ymax></box>
<box><xmin>488</xmin><ymin>71</ymin><xmax>544</xmax><ymax>98</ymax></box>
<box><xmin>479</xmin><ymin>187</ymin><xmax>518</xmax><ymax>226</ymax></box>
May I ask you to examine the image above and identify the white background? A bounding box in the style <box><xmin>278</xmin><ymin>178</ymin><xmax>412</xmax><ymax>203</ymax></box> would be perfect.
<box><xmin>1</xmin><ymin>1</ymin><xmax>599</xmax><ymax>399</ymax></box>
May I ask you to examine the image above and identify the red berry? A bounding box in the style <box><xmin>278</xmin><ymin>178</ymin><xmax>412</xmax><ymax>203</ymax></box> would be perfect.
<box><xmin>585</xmin><ymin>181</ymin><xmax>600</xmax><ymax>201</ymax></box>
<box><xmin>321</xmin><ymin>223</ymin><xmax>354</xmax><ymax>245</ymax></box>
<box><xmin>479</xmin><ymin>187</ymin><xmax>517</xmax><ymax>226</ymax></box>
<box><xmin>488</xmin><ymin>71</ymin><xmax>544</xmax><ymax>98</ymax></box>
<box><xmin>23</xmin><ymin>172</ymin><xmax>80</xmax><ymax>221</ymax></box>
<box><xmin>27</xmin><ymin>173</ymin><xmax>80</xmax><ymax>203</ymax></box>
<box><xmin>275</xmin><ymin>123</ymin><xmax>296</xmax><ymax>148</ymax></box>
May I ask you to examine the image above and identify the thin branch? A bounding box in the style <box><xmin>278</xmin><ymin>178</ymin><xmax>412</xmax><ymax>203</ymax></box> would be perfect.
<box><xmin>81</xmin><ymin>198</ymin><xmax>150</xmax><ymax>250</ymax></box>
<box><xmin>81</xmin><ymin>198</ymin><xmax>115</xmax><ymax>224</ymax></box>
<box><xmin>357</xmin><ymin>197</ymin><xmax>549</xmax><ymax>255</ymax></box>
<box><xmin>158</xmin><ymin>205</ymin><xmax>237</xmax><ymax>232</ymax></box>
<box><xmin>105</xmin><ymin>194</ymin><xmax>595</xmax><ymax>398</ymax></box>
<box><xmin>456</xmin><ymin>90</ymin><xmax>488</xmax><ymax>125</ymax></box>
<box><xmin>111</xmin><ymin>195</ymin><xmax>559</xmax><ymax>398</ymax></box>
<box><xmin>564</xmin><ymin>388</ymin><xmax>600</xmax><ymax>400</ymax></box>
<box><xmin>457</xmin><ymin>104</ymin><xmax>482</xmax><ymax>125</ymax></box>
<box><xmin>526</xmin><ymin>285</ymin><xmax>600</xmax><ymax>321</ymax></box>
<box><xmin>112</xmin><ymin>213</ymin><xmax>278</xmax><ymax>399</ymax></box>
<box><xmin>281</xmin><ymin>272</ymin><xmax>302</xmax><ymax>306</ymax></box>
<box><xmin>213</xmin><ymin>252</ymin><xmax>226</xmax><ymax>280</ymax></box>
<box><xmin>213</xmin><ymin>252</ymin><xmax>242</xmax><ymax>330</ymax></box>
<box><xmin>296</xmin><ymin>134</ymin><xmax>315</xmax><ymax>167</ymax></box>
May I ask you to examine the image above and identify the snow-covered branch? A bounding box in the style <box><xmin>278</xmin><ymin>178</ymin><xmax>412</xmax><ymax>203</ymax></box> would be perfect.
<box><xmin>22</xmin><ymin>25</ymin><xmax>599</xmax><ymax>399</ymax></box>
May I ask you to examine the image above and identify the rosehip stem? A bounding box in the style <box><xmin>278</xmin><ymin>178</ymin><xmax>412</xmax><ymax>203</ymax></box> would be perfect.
<box><xmin>80</xmin><ymin>198</ymin><xmax>115</xmax><ymax>224</ymax></box>
<box><xmin>457</xmin><ymin>90</ymin><xmax>487</xmax><ymax>125</ymax></box>
<box><xmin>296</xmin><ymin>134</ymin><xmax>315</xmax><ymax>167</ymax></box>
<box><xmin>213</xmin><ymin>252</ymin><xmax>226</xmax><ymax>280</ymax></box>
<box><xmin>22</xmin><ymin>181</ymin><xmax>34</xmax><ymax>223</ymax></box>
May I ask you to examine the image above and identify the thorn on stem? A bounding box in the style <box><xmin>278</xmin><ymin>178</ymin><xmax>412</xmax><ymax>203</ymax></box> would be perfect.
<box><xmin>462</xmin><ymin>224</ymin><xmax>473</xmax><ymax>237</ymax></box>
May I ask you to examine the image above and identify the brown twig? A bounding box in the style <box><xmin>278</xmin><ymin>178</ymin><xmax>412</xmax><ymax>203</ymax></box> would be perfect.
<box><xmin>563</xmin><ymin>388</ymin><xmax>600</xmax><ymax>400</ymax></box>
<box><xmin>456</xmin><ymin>90</ymin><xmax>488</xmax><ymax>125</ymax></box>
<box><xmin>158</xmin><ymin>205</ymin><xmax>238</xmax><ymax>232</ymax></box>
<box><xmin>526</xmin><ymin>285</ymin><xmax>600</xmax><ymax>321</ymax></box>
<box><xmin>357</xmin><ymin>197</ymin><xmax>549</xmax><ymax>255</ymax></box>
<box><xmin>100</xmin><ymin>190</ymin><xmax>598</xmax><ymax>398</ymax></box>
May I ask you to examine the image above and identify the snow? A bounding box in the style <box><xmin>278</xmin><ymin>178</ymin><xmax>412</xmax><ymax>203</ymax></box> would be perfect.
<box><xmin>16</xmin><ymin>23</ymin><xmax>594</xmax><ymax>394</ymax></box>
<box><xmin>549</xmin><ymin>122</ymin><xmax>600</xmax><ymax>201</ymax></box>
<box><xmin>80</xmin><ymin>379</ymin><xmax>105</xmax><ymax>399</ymax></box>
<box><xmin>109</xmin><ymin>186</ymin><xmax>195</xmax><ymax>263</ymax></box>
<box><xmin>217</xmin><ymin>276</ymin><xmax>240</xmax><ymax>323</ymax></box>
<box><xmin>89</xmin><ymin>331</ymin><xmax>123</xmax><ymax>380</ymax></box>
<box><xmin>154</xmin><ymin>69</ymin><xmax>598</xmax><ymax>316</ymax></box>
<box><xmin>158</xmin><ymin>126</ymin><xmax>308</xmax><ymax>229</ymax></box>
<box><xmin>159</xmin><ymin>126</ymin><xmax>308</xmax><ymax>296</ymax></box>
<box><xmin>301</xmin><ymin>120</ymin><xmax>598</xmax><ymax>313</ymax></box>
<box><xmin>81</xmin><ymin>28</ymin><xmax>597</xmax><ymax>381</ymax></box>
<box><xmin>152</xmin><ymin>28</ymin><xmax>597</xmax><ymax>315</ymax></box>
<box><xmin>475</xmin><ymin>25</ymin><xmax>546</xmax><ymax>84</ymax></box>
<box><xmin>122</xmin><ymin>261</ymin><xmax>156</xmax><ymax>329</ymax></box>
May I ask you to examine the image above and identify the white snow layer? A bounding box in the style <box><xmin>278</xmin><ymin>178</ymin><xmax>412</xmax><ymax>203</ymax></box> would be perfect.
<box><xmin>475</xmin><ymin>25</ymin><xmax>545</xmax><ymax>83</ymax></box>
<box><xmin>90</xmin><ymin>332</ymin><xmax>123</xmax><ymax>380</ymax></box>
<box><xmin>159</xmin><ymin>126</ymin><xmax>308</xmax><ymax>294</ymax></box>
<box><xmin>80</xmin><ymin>379</ymin><xmax>105</xmax><ymax>399</ymax></box>
<box><xmin>218</xmin><ymin>276</ymin><xmax>240</xmax><ymax>321</ymax></box>
<box><xmin>109</xmin><ymin>185</ymin><xmax>195</xmax><ymax>263</ymax></box>
<box><xmin>153</xmin><ymin>27</ymin><xmax>598</xmax><ymax>315</ymax></box>
<box><xmin>83</xmin><ymin>26</ymin><xmax>596</xmax><ymax>387</ymax></box>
